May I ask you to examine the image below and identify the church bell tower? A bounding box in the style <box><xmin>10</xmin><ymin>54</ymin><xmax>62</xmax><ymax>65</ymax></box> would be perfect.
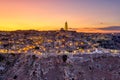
<box><xmin>65</xmin><ymin>21</ymin><xmax>68</xmax><ymax>30</ymax></box>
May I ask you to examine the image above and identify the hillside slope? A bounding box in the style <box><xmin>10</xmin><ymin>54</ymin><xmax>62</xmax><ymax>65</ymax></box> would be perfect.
<box><xmin>0</xmin><ymin>53</ymin><xmax>120</xmax><ymax>80</ymax></box>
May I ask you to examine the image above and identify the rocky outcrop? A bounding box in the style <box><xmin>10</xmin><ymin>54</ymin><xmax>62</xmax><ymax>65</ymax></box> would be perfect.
<box><xmin>0</xmin><ymin>53</ymin><xmax>120</xmax><ymax>80</ymax></box>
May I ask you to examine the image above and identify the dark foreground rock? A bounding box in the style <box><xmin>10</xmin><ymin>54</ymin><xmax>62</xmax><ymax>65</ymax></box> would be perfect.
<box><xmin>0</xmin><ymin>53</ymin><xmax>120</xmax><ymax>80</ymax></box>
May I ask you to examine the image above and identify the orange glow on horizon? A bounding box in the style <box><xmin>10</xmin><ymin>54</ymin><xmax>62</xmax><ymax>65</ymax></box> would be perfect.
<box><xmin>0</xmin><ymin>1</ymin><xmax>120</xmax><ymax>33</ymax></box>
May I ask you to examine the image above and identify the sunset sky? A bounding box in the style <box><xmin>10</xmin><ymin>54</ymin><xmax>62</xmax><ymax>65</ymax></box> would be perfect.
<box><xmin>0</xmin><ymin>0</ymin><xmax>120</xmax><ymax>33</ymax></box>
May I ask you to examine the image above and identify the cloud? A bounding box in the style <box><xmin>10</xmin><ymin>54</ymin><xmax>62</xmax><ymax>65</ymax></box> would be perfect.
<box><xmin>97</xmin><ymin>26</ymin><xmax>120</xmax><ymax>31</ymax></box>
<box><xmin>69</xmin><ymin>26</ymin><xmax>120</xmax><ymax>33</ymax></box>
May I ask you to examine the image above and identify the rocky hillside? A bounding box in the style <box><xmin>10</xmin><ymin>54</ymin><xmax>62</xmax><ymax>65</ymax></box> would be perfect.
<box><xmin>0</xmin><ymin>53</ymin><xmax>120</xmax><ymax>80</ymax></box>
